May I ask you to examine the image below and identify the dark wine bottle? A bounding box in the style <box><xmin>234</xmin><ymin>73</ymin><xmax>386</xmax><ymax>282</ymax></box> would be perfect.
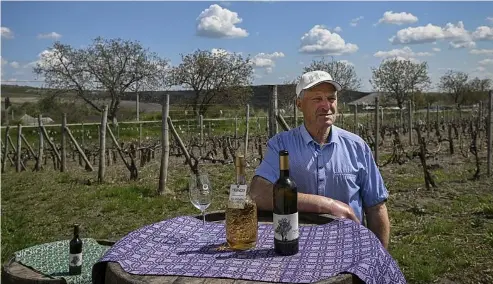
<box><xmin>69</xmin><ymin>224</ymin><xmax>83</xmax><ymax>275</ymax></box>
<box><xmin>273</xmin><ymin>150</ymin><xmax>299</xmax><ymax>256</ymax></box>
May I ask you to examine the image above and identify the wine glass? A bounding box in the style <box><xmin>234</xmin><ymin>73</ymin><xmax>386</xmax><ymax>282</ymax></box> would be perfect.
<box><xmin>189</xmin><ymin>173</ymin><xmax>214</xmax><ymax>241</ymax></box>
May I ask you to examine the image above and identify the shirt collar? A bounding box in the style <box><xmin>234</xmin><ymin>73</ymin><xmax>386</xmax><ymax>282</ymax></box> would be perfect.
<box><xmin>299</xmin><ymin>123</ymin><xmax>340</xmax><ymax>146</ymax></box>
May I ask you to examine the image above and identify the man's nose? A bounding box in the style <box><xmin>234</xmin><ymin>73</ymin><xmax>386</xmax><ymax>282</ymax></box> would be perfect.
<box><xmin>319</xmin><ymin>99</ymin><xmax>332</xmax><ymax>109</ymax></box>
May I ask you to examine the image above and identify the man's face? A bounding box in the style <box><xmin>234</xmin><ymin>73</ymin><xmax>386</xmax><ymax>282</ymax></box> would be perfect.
<box><xmin>297</xmin><ymin>82</ymin><xmax>338</xmax><ymax>129</ymax></box>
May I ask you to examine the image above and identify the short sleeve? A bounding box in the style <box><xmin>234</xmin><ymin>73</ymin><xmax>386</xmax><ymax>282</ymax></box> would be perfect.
<box><xmin>359</xmin><ymin>142</ymin><xmax>389</xmax><ymax>208</ymax></box>
<box><xmin>254</xmin><ymin>136</ymin><xmax>281</xmax><ymax>184</ymax></box>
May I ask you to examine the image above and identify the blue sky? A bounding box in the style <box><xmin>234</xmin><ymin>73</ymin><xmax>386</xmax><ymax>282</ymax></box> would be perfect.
<box><xmin>1</xmin><ymin>1</ymin><xmax>493</xmax><ymax>92</ymax></box>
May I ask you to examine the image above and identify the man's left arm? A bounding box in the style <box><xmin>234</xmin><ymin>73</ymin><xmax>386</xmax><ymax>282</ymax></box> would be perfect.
<box><xmin>364</xmin><ymin>202</ymin><xmax>390</xmax><ymax>249</ymax></box>
<box><xmin>359</xmin><ymin>143</ymin><xmax>391</xmax><ymax>249</ymax></box>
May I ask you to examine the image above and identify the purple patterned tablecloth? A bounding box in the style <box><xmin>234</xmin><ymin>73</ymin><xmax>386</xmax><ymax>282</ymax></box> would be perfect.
<box><xmin>92</xmin><ymin>216</ymin><xmax>406</xmax><ymax>284</ymax></box>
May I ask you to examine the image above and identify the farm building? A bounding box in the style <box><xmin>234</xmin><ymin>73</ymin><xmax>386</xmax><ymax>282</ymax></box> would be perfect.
<box><xmin>348</xmin><ymin>92</ymin><xmax>402</xmax><ymax>110</ymax></box>
<box><xmin>19</xmin><ymin>114</ymin><xmax>54</xmax><ymax>126</ymax></box>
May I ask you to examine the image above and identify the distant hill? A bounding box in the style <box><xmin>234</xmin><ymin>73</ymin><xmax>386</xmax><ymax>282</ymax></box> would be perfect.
<box><xmin>2</xmin><ymin>83</ymin><xmax>371</xmax><ymax>110</ymax></box>
<box><xmin>121</xmin><ymin>84</ymin><xmax>372</xmax><ymax>110</ymax></box>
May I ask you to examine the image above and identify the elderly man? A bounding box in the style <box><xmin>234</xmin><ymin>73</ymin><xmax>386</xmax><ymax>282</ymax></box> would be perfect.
<box><xmin>250</xmin><ymin>70</ymin><xmax>390</xmax><ymax>249</ymax></box>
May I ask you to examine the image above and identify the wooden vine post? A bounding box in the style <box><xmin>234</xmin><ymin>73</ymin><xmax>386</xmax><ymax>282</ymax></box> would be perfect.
<box><xmin>2</xmin><ymin>123</ymin><xmax>10</xmax><ymax>173</ymax></box>
<box><xmin>16</xmin><ymin>123</ymin><xmax>22</xmax><ymax>173</ymax></box>
<box><xmin>488</xmin><ymin>90</ymin><xmax>492</xmax><ymax>177</ymax></box>
<box><xmin>158</xmin><ymin>94</ymin><xmax>170</xmax><ymax>196</ymax></box>
<box><xmin>61</xmin><ymin>113</ymin><xmax>67</xmax><ymax>172</ymax></box>
<box><xmin>98</xmin><ymin>106</ymin><xmax>108</xmax><ymax>183</ymax></box>
<box><xmin>408</xmin><ymin>100</ymin><xmax>413</xmax><ymax>146</ymax></box>
<box><xmin>268</xmin><ymin>85</ymin><xmax>278</xmax><ymax>138</ymax></box>
<box><xmin>35</xmin><ymin>114</ymin><xmax>44</xmax><ymax>171</ymax></box>
<box><xmin>244</xmin><ymin>104</ymin><xmax>250</xmax><ymax>159</ymax></box>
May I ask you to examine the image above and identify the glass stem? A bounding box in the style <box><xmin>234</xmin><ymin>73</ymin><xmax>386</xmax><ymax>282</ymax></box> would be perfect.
<box><xmin>202</xmin><ymin>210</ymin><xmax>206</xmax><ymax>227</ymax></box>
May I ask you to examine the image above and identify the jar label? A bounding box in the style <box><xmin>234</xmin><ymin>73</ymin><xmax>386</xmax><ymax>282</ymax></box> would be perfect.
<box><xmin>273</xmin><ymin>212</ymin><xmax>299</xmax><ymax>241</ymax></box>
<box><xmin>228</xmin><ymin>184</ymin><xmax>248</xmax><ymax>209</ymax></box>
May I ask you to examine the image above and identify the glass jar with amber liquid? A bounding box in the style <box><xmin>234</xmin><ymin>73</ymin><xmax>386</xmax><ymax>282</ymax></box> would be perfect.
<box><xmin>225</xmin><ymin>155</ymin><xmax>258</xmax><ymax>250</ymax></box>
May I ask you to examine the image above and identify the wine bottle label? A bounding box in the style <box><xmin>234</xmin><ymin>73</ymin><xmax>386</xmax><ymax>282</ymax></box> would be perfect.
<box><xmin>228</xmin><ymin>184</ymin><xmax>248</xmax><ymax>209</ymax></box>
<box><xmin>273</xmin><ymin>213</ymin><xmax>299</xmax><ymax>242</ymax></box>
<box><xmin>69</xmin><ymin>253</ymin><xmax>82</xmax><ymax>267</ymax></box>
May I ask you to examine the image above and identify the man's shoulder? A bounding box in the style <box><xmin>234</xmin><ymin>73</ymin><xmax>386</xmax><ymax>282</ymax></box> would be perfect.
<box><xmin>267</xmin><ymin>126</ymin><xmax>305</xmax><ymax>147</ymax></box>
<box><xmin>333</xmin><ymin>126</ymin><xmax>368</xmax><ymax>149</ymax></box>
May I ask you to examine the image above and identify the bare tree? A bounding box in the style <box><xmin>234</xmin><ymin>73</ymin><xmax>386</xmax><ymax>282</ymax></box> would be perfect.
<box><xmin>468</xmin><ymin>77</ymin><xmax>492</xmax><ymax>92</ymax></box>
<box><xmin>370</xmin><ymin>59</ymin><xmax>431</xmax><ymax>109</ymax></box>
<box><xmin>33</xmin><ymin>37</ymin><xmax>171</xmax><ymax>121</ymax></box>
<box><xmin>276</xmin><ymin>79</ymin><xmax>297</xmax><ymax>110</ymax></box>
<box><xmin>438</xmin><ymin>70</ymin><xmax>469</xmax><ymax>109</ymax></box>
<box><xmin>302</xmin><ymin>56</ymin><xmax>362</xmax><ymax>92</ymax></box>
<box><xmin>171</xmin><ymin>49</ymin><xmax>254</xmax><ymax>116</ymax></box>
<box><xmin>465</xmin><ymin>77</ymin><xmax>492</xmax><ymax>105</ymax></box>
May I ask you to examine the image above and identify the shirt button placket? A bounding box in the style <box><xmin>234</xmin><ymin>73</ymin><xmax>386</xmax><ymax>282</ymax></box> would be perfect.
<box><xmin>317</xmin><ymin>148</ymin><xmax>325</xmax><ymax>196</ymax></box>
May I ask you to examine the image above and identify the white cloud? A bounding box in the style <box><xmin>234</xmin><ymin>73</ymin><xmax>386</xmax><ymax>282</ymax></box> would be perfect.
<box><xmin>299</xmin><ymin>25</ymin><xmax>358</xmax><ymax>55</ymax></box>
<box><xmin>470</xmin><ymin>48</ymin><xmax>493</xmax><ymax>55</ymax></box>
<box><xmin>211</xmin><ymin>48</ymin><xmax>231</xmax><ymax>56</ymax></box>
<box><xmin>1</xmin><ymin>56</ymin><xmax>7</xmax><ymax>66</ymax></box>
<box><xmin>487</xmin><ymin>17</ymin><xmax>493</xmax><ymax>23</ymax></box>
<box><xmin>251</xmin><ymin>52</ymin><xmax>284</xmax><ymax>68</ymax></box>
<box><xmin>196</xmin><ymin>4</ymin><xmax>248</xmax><ymax>38</ymax></box>
<box><xmin>252</xmin><ymin>69</ymin><xmax>262</xmax><ymax>79</ymax></box>
<box><xmin>385</xmin><ymin>56</ymin><xmax>420</xmax><ymax>64</ymax></box>
<box><xmin>374</xmin><ymin>46</ymin><xmax>433</xmax><ymax>61</ymax></box>
<box><xmin>1</xmin><ymin>27</ymin><xmax>13</xmax><ymax>39</ymax></box>
<box><xmin>449</xmin><ymin>41</ymin><xmax>476</xmax><ymax>49</ymax></box>
<box><xmin>471</xmin><ymin>26</ymin><xmax>493</xmax><ymax>41</ymax></box>
<box><xmin>350</xmin><ymin>16</ymin><xmax>364</xmax><ymax>27</ymax></box>
<box><xmin>432</xmin><ymin>47</ymin><xmax>441</xmax><ymax>52</ymax></box>
<box><xmin>475</xmin><ymin>66</ymin><xmax>486</xmax><ymax>72</ymax></box>
<box><xmin>334</xmin><ymin>26</ymin><xmax>342</xmax><ymax>33</ymax></box>
<box><xmin>10</xmin><ymin>61</ymin><xmax>20</xmax><ymax>68</ymax></box>
<box><xmin>37</xmin><ymin>32</ymin><xmax>62</xmax><ymax>40</ymax></box>
<box><xmin>389</xmin><ymin>21</ymin><xmax>475</xmax><ymax>49</ymax></box>
<box><xmin>26</xmin><ymin>49</ymin><xmax>70</xmax><ymax>69</ymax></box>
<box><xmin>479</xmin><ymin>58</ymin><xmax>493</xmax><ymax>65</ymax></box>
<box><xmin>2</xmin><ymin>78</ymin><xmax>19</xmax><ymax>85</ymax></box>
<box><xmin>377</xmin><ymin>11</ymin><xmax>418</xmax><ymax>25</ymax></box>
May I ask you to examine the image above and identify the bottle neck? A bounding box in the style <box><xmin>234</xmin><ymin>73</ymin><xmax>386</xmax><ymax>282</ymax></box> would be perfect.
<box><xmin>279</xmin><ymin>154</ymin><xmax>290</xmax><ymax>179</ymax></box>
<box><xmin>236</xmin><ymin>168</ymin><xmax>246</xmax><ymax>185</ymax></box>
<box><xmin>280</xmin><ymin>168</ymin><xmax>290</xmax><ymax>178</ymax></box>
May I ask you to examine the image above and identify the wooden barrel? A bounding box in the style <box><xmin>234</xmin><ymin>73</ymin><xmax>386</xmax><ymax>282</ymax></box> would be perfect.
<box><xmin>1</xmin><ymin>239</ymin><xmax>115</xmax><ymax>284</ymax></box>
<box><xmin>105</xmin><ymin>210</ymin><xmax>361</xmax><ymax>284</ymax></box>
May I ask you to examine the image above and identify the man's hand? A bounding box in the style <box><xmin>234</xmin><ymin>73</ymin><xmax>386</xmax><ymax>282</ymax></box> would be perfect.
<box><xmin>250</xmin><ymin>176</ymin><xmax>360</xmax><ymax>224</ymax></box>
<box><xmin>317</xmin><ymin>197</ymin><xmax>360</xmax><ymax>223</ymax></box>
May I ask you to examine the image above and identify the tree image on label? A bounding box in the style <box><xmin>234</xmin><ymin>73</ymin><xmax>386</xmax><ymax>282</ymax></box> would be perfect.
<box><xmin>275</xmin><ymin>217</ymin><xmax>292</xmax><ymax>241</ymax></box>
<box><xmin>70</xmin><ymin>254</ymin><xmax>82</xmax><ymax>266</ymax></box>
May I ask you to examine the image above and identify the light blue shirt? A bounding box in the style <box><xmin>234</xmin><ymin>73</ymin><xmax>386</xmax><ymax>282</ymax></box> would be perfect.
<box><xmin>255</xmin><ymin>123</ymin><xmax>389</xmax><ymax>222</ymax></box>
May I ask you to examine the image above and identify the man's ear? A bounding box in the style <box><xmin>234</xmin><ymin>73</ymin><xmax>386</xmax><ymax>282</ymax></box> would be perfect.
<box><xmin>296</xmin><ymin>98</ymin><xmax>301</xmax><ymax>109</ymax></box>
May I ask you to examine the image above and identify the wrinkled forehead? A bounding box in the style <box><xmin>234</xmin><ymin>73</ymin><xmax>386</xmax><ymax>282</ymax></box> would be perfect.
<box><xmin>304</xmin><ymin>82</ymin><xmax>338</xmax><ymax>96</ymax></box>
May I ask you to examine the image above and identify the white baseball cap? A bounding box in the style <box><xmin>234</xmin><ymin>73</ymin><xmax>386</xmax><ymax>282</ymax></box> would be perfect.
<box><xmin>295</xmin><ymin>70</ymin><xmax>342</xmax><ymax>97</ymax></box>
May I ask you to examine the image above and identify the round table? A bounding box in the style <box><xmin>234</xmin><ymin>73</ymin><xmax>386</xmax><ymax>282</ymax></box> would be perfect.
<box><xmin>1</xmin><ymin>239</ymin><xmax>115</xmax><ymax>284</ymax></box>
<box><xmin>105</xmin><ymin>210</ymin><xmax>360</xmax><ymax>284</ymax></box>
